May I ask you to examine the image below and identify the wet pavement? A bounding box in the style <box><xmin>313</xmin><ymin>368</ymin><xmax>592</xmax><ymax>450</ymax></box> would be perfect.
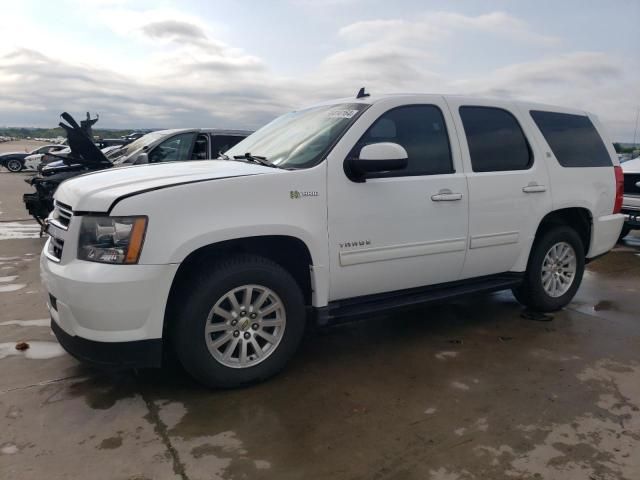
<box><xmin>0</xmin><ymin>167</ymin><xmax>639</xmax><ymax>480</ymax></box>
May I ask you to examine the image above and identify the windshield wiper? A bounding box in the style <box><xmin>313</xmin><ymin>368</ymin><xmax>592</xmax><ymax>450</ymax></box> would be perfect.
<box><xmin>217</xmin><ymin>153</ymin><xmax>230</xmax><ymax>160</ymax></box>
<box><xmin>233</xmin><ymin>152</ymin><xmax>281</xmax><ymax>169</ymax></box>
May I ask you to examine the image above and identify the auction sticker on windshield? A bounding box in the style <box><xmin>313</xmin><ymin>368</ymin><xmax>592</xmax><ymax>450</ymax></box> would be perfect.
<box><xmin>327</xmin><ymin>109</ymin><xmax>359</xmax><ymax>119</ymax></box>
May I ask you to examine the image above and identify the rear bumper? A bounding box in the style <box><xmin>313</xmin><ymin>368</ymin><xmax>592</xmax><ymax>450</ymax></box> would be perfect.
<box><xmin>51</xmin><ymin>318</ymin><xmax>162</xmax><ymax>368</ymax></box>
<box><xmin>588</xmin><ymin>213</ymin><xmax>625</xmax><ymax>258</ymax></box>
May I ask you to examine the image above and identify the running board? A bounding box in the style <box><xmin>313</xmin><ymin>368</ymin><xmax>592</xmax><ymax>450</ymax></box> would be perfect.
<box><xmin>316</xmin><ymin>273</ymin><xmax>523</xmax><ymax>326</ymax></box>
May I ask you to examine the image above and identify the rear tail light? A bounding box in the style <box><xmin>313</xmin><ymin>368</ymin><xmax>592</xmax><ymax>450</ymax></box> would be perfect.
<box><xmin>613</xmin><ymin>165</ymin><xmax>623</xmax><ymax>214</ymax></box>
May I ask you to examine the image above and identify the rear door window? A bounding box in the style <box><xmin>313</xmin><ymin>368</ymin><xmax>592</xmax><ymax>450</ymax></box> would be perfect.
<box><xmin>459</xmin><ymin>106</ymin><xmax>532</xmax><ymax>172</ymax></box>
<box><xmin>530</xmin><ymin>111</ymin><xmax>612</xmax><ymax>167</ymax></box>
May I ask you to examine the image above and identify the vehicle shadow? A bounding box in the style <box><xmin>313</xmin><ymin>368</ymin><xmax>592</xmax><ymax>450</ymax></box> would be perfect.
<box><xmin>129</xmin><ymin>289</ymin><xmax>550</xmax><ymax>395</ymax></box>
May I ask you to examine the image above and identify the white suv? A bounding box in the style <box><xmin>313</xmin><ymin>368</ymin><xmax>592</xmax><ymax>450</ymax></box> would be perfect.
<box><xmin>41</xmin><ymin>93</ymin><xmax>625</xmax><ymax>388</ymax></box>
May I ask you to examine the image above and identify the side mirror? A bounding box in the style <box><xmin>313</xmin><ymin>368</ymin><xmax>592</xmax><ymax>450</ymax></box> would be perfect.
<box><xmin>347</xmin><ymin>142</ymin><xmax>408</xmax><ymax>181</ymax></box>
<box><xmin>134</xmin><ymin>153</ymin><xmax>149</xmax><ymax>165</ymax></box>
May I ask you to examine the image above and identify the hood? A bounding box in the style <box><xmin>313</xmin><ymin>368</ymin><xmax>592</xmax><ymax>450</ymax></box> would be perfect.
<box><xmin>622</xmin><ymin>157</ymin><xmax>640</xmax><ymax>174</ymax></box>
<box><xmin>58</xmin><ymin>112</ymin><xmax>110</xmax><ymax>166</ymax></box>
<box><xmin>55</xmin><ymin>160</ymin><xmax>281</xmax><ymax>212</ymax></box>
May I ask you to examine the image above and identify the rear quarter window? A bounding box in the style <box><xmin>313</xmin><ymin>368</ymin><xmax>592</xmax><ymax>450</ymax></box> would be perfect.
<box><xmin>530</xmin><ymin>110</ymin><xmax>612</xmax><ymax>167</ymax></box>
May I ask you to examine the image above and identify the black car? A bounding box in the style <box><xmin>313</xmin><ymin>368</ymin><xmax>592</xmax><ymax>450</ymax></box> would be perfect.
<box><xmin>0</xmin><ymin>144</ymin><xmax>65</xmax><ymax>172</ymax></box>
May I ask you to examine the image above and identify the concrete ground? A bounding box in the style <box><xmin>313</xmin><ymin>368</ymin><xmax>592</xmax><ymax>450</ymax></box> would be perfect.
<box><xmin>0</xmin><ymin>155</ymin><xmax>639</xmax><ymax>480</ymax></box>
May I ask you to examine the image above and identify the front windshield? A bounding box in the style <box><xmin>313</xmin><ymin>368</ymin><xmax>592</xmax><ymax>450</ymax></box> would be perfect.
<box><xmin>120</xmin><ymin>131</ymin><xmax>165</xmax><ymax>157</ymax></box>
<box><xmin>225</xmin><ymin>103</ymin><xmax>369</xmax><ymax>169</ymax></box>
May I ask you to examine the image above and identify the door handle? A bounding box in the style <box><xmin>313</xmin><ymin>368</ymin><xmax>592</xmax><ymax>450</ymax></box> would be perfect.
<box><xmin>522</xmin><ymin>184</ymin><xmax>547</xmax><ymax>193</ymax></box>
<box><xmin>431</xmin><ymin>189</ymin><xmax>463</xmax><ymax>202</ymax></box>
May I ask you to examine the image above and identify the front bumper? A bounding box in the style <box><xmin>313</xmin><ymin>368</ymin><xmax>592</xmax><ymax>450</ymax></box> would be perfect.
<box><xmin>41</xmin><ymin>248</ymin><xmax>179</xmax><ymax>367</ymax></box>
<box><xmin>51</xmin><ymin>318</ymin><xmax>162</xmax><ymax>368</ymax></box>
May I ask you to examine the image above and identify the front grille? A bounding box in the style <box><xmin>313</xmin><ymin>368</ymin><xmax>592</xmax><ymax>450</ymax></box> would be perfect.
<box><xmin>51</xmin><ymin>201</ymin><xmax>73</xmax><ymax>230</ymax></box>
<box><xmin>623</xmin><ymin>173</ymin><xmax>640</xmax><ymax>196</ymax></box>
<box><xmin>46</xmin><ymin>236</ymin><xmax>65</xmax><ymax>262</ymax></box>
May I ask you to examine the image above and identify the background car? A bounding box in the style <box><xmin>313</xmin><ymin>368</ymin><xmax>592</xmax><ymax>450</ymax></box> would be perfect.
<box><xmin>620</xmin><ymin>155</ymin><xmax>640</xmax><ymax>240</ymax></box>
<box><xmin>23</xmin><ymin>113</ymin><xmax>253</xmax><ymax>226</ymax></box>
<box><xmin>111</xmin><ymin>128</ymin><xmax>253</xmax><ymax>166</ymax></box>
<box><xmin>0</xmin><ymin>144</ymin><xmax>65</xmax><ymax>172</ymax></box>
<box><xmin>22</xmin><ymin>145</ymin><xmax>68</xmax><ymax>171</ymax></box>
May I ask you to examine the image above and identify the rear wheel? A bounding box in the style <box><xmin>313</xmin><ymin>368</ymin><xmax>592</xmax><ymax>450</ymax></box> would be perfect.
<box><xmin>6</xmin><ymin>159</ymin><xmax>23</xmax><ymax>172</ymax></box>
<box><xmin>173</xmin><ymin>255</ymin><xmax>306</xmax><ymax>388</ymax></box>
<box><xmin>512</xmin><ymin>226</ymin><xmax>585</xmax><ymax>312</ymax></box>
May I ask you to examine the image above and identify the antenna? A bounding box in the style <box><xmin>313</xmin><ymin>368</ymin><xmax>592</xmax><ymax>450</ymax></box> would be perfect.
<box><xmin>356</xmin><ymin>87</ymin><xmax>370</xmax><ymax>99</ymax></box>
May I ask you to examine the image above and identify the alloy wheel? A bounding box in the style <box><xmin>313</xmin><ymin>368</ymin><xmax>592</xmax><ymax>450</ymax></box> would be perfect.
<box><xmin>6</xmin><ymin>159</ymin><xmax>22</xmax><ymax>172</ymax></box>
<box><xmin>541</xmin><ymin>241</ymin><xmax>576</xmax><ymax>298</ymax></box>
<box><xmin>204</xmin><ymin>284</ymin><xmax>286</xmax><ymax>368</ymax></box>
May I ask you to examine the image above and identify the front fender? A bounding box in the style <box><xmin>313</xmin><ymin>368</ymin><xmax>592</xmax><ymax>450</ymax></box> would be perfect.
<box><xmin>169</xmin><ymin>225</ymin><xmax>320</xmax><ymax>265</ymax></box>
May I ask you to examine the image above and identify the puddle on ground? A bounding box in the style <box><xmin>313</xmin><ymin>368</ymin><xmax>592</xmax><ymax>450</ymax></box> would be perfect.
<box><xmin>0</xmin><ymin>222</ymin><xmax>41</xmax><ymax>240</ymax></box>
<box><xmin>64</xmin><ymin>375</ymin><xmax>140</xmax><ymax>410</ymax></box>
<box><xmin>0</xmin><ymin>442</ymin><xmax>19</xmax><ymax>455</ymax></box>
<box><xmin>441</xmin><ymin>359</ymin><xmax>640</xmax><ymax>480</ymax></box>
<box><xmin>0</xmin><ymin>341</ymin><xmax>65</xmax><ymax>360</ymax></box>
<box><xmin>0</xmin><ymin>319</ymin><xmax>49</xmax><ymax>327</ymax></box>
<box><xmin>0</xmin><ymin>284</ymin><xmax>26</xmax><ymax>293</ymax></box>
<box><xmin>98</xmin><ymin>435</ymin><xmax>123</xmax><ymax>450</ymax></box>
<box><xmin>435</xmin><ymin>351</ymin><xmax>459</xmax><ymax>360</ymax></box>
<box><xmin>593</xmin><ymin>300</ymin><xmax>619</xmax><ymax>312</ymax></box>
<box><xmin>451</xmin><ymin>381</ymin><xmax>470</xmax><ymax>391</ymax></box>
<box><xmin>152</xmin><ymin>400</ymin><xmax>273</xmax><ymax>479</ymax></box>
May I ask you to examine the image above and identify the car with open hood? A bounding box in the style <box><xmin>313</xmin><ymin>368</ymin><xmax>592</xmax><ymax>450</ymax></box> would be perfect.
<box><xmin>23</xmin><ymin>113</ymin><xmax>251</xmax><ymax>226</ymax></box>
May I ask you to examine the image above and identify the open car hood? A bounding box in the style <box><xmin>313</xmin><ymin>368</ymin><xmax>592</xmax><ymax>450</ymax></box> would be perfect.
<box><xmin>58</xmin><ymin>112</ymin><xmax>110</xmax><ymax>167</ymax></box>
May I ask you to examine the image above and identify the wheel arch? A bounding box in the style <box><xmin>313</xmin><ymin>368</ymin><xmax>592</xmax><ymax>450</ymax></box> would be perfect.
<box><xmin>515</xmin><ymin>207</ymin><xmax>593</xmax><ymax>272</ymax></box>
<box><xmin>163</xmin><ymin>235</ymin><xmax>315</xmax><ymax>341</ymax></box>
<box><xmin>535</xmin><ymin>207</ymin><xmax>593</xmax><ymax>253</ymax></box>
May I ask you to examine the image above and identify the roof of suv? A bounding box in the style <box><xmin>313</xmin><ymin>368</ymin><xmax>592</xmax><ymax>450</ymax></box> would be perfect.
<box><xmin>152</xmin><ymin>128</ymin><xmax>253</xmax><ymax>136</ymax></box>
<box><xmin>309</xmin><ymin>93</ymin><xmax>589</xmax><ymax>116</ymax></box>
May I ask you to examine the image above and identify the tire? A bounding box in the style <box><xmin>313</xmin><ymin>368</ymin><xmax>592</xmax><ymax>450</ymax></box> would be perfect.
<box><xmin>512</xmin><ymin>226</ymin><xmax>585</xmax><ymax>312</ymax></box>
<box><xmin>173</xmin><ymin>254</ymin><xmax>306</xmax><ymax>388</ymax></box>
<box><xmin>618</xmin><ymin>225</ymin><xmax>631</xmax><ymax>242</ymax></box>
<box><xmin>6</xmin><ymin>159</ymin><xmax>23</xmax><ymax>172</ymax></box>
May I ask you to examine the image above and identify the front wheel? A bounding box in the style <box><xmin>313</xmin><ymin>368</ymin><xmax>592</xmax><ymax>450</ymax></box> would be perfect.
<box><xmin>173</xmin><ymin>254</ymin><xmax>306</xmax><ymax>388</ymax></box>
<box><xmin>6</xmin><ymin>159</ymin><xmax>23</xmax><ymax>172</ymax></box>
<box><xmin>512</xmin><ymin>226</ymin><xmax>585</xmax><ymax>312</ymax></box>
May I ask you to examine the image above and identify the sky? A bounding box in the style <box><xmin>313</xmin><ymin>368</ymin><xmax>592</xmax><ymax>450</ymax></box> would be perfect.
<box><xmin>0</xmin><ymin>0</ymin><xmax>638</xmax><ymax>141</ymax></box>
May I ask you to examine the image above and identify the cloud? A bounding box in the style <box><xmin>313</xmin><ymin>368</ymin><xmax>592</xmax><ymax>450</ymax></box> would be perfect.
<box><xmin>0</xmin><ymin>7</ymin><xmax>636</xmax><ymax>141</ymax></box>
<box><xmin>141</xmin><ymin>20</ymin><xmax>207</xmax><ymax>43</ymax></box>
<box><xmin>338</xmin><ymin>11</ymin><xmax>560</xmax><ymax>46</ymax></box>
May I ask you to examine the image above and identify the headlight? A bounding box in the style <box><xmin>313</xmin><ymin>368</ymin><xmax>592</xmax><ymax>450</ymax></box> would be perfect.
<box><xmin>78</xmin><ymin>216</ymin><xmax>148</xmax><ymax>264</ymax></box>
